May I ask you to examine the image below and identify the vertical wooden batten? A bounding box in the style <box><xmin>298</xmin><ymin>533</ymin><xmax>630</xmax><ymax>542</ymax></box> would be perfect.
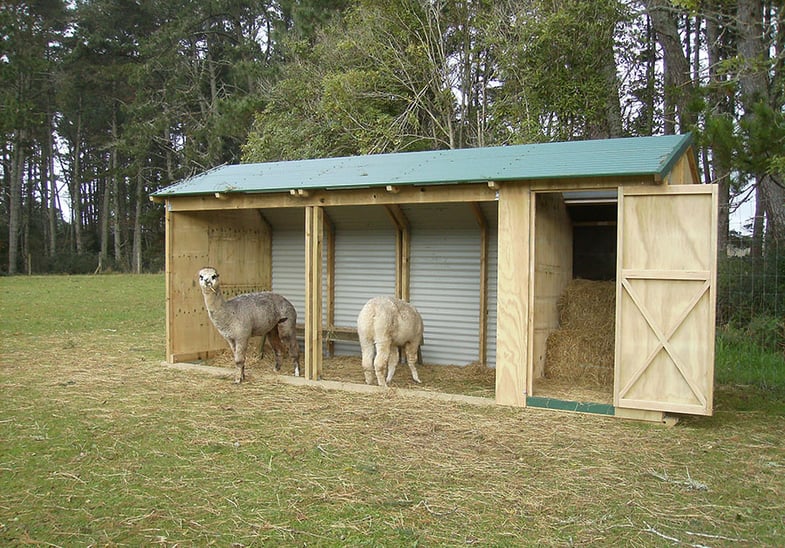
<box><xmin>495</xmin><ymin>184</ymin><xmax>531</xmax><ymax>407</ymax></box>
<box><xmin>304</xmin><ymin>206</ymin><xmax>324</xmax><ymax>380</ymax></box>
<box><xmin>470</xmin><ymin>202</ymin><xmax>489</xmax><ymax>367</ymax></box>
<box><xmin>385</xmin><ymin>204</ymin><xmax>411</xmax><ymax>301</ymax></box>
<box><xmin>164</xmin><ymin>203</ymin><xmax>174</xmax><ymax>362</ymax></box>
<box><xmin>256</xmin><ymin>210</ymin><xmax>273</xmax><ymax>287</ymax></box>
<box><xmin>323</xmin><ymin>211</ymin><xmax>336</xmax><ymax>356</ymax></box>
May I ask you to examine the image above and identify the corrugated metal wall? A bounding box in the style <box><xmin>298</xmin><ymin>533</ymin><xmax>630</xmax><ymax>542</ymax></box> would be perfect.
<box><xmin>267</xmin><ymin>209</ymin><xmax>306</xmax><ymax>320</ymax></box>
<box><xmin>263</xmin><ymin>203</ymin><xmax>499</xmax><ymax>367</ymax></box>
<box><xmin>330</xmin><ymin>206</ymin><xmax>397</xmax><ymax>327</ymax></box>
<box><xmin>481</xmin><ymin>202</ymin><xmax>499</xmax><ymax>368</ymax></box>
<box><xmin>329</xmin><ymin>206</ymin><xmax>396</xmax><ymax>356</ymax></box>
<box><xmin>404</xmin><ymin>204</ymin><xmax>482</xmax><ymax>366</ymax></box>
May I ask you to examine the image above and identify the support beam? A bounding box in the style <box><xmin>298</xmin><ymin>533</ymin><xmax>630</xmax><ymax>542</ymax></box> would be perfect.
<box><xmin>164</xmin><ymin>182</ymin><xmax>499</xmax><ymax>211</ymax></box>
<box><xmin>304</xmin><ymin>206</ymin><xmax>323</xmax><ymax>380</ymax></box>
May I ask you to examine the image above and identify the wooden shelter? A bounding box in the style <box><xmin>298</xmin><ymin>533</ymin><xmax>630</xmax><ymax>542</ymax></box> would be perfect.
<box><xmin>151</xmin><ymin>133</ymin><xmax>717</xmax><ymax>421</ymax></box>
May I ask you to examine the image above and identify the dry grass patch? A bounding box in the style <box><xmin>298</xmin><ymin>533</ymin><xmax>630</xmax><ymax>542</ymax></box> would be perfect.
<box><xmin>201</xmin><ymin>347</ymin><xmax>497</xmax><ymax>398</ymax></box>
<box><xmin>1</xmin><ymin>274</ymin><xmax>784</xmax><ymax>546</ymax></box>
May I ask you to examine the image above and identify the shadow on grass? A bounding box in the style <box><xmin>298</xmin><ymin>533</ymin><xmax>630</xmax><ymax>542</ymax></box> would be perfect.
<box><xmin>714</xmin><ymin>384</ymin><xmax>785</xmax><ymax>415</ymax></box>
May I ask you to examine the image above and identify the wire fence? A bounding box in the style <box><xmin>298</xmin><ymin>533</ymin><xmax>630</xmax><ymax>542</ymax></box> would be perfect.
<box><xmin>716</xmin><ymin>213</ymin><xmax>784</xmax><ymax>350</ymax></box>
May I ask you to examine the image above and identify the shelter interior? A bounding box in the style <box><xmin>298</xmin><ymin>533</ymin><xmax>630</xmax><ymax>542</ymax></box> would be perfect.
<box><xmin>168</xmin><ymin>188</ymin><xmax>623</xmax><ymax>408</ymax></box>
<box><xmin>531</xmin><ymin>190</ymin><xmax>619</xmax><ymax>406</ymax></box>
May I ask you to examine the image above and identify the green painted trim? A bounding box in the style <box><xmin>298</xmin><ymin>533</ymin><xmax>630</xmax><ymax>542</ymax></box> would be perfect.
<box><xmin>656</xmin><ymin>132</ymin><xmax>694</xmax><ymax>180</ymax></box>
<box><xmin>526</xmin><ymin>396</ymin><xmax>615</xmax><ymax>416</ymax></box>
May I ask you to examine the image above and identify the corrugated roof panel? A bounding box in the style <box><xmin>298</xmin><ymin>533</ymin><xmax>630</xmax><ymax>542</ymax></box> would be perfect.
<box><xmin>153</xmin><ymin>134</ymin><xmax>693</xmax><ymax>197</ymax></box>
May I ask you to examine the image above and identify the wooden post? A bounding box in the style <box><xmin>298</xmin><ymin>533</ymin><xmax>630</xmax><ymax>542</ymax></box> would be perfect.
<box><xmin>304</xmin><ymin>206</ymin><xmax>323</xmax><ymax>380</ymax></box>
<box><xmin>495</xmin><ymin>185</ymin><xmax>531</xmax><ymax>407</ymax></box>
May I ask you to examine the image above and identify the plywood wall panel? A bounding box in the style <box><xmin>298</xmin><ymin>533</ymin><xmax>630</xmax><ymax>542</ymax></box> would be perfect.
<box><xmin>166</xmin><ymin>209</ymin><xmax>272</xmax><ymax>363</ymax></box>
<box><xmin>532</xmin><ymin>194</ymin><xmax>573</xmax><ymax>380</ymax></box>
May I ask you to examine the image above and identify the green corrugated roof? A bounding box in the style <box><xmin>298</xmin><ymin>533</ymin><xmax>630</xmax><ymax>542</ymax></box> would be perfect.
<box><xmin>152</xmin><ymin>133</ymin><xmax>693</xmax><ymax>198</ymax></box>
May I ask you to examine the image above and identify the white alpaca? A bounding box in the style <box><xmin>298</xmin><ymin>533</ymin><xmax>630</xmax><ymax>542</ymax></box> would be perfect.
<box><xmin>357</xmin><ymin>296</ymin><xmax>423</xmax><ymax>387</ymax></box>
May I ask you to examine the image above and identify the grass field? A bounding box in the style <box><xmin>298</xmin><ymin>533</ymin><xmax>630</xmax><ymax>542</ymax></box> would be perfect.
<box><xmin>1</xmin><ymin>274</ymin><xmax>783</xmax><ymax>546</ymax></box>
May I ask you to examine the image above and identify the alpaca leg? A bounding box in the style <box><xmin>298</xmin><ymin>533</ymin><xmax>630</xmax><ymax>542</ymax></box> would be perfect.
<box><xmin>258</xmin><ymin>333</ymin><xmax>267</xmax><ymax>358</ymax></box>
<box><xmin>267</xmin><ymin>328</ymin><xmax>284</xmax><ymax>371</ymax></box>
<box><xmin>288</xmin><ymin>336</ymin><xmax>301</xmax><ymax>377</ymax></box>
<box><xmin>373</xmin><ymin>341</ymin><xmax>391</xmax><ymax>388</ymax></box>
<box><xmin>404</xmin><ymin>342</ymin><xmax>421</xmax><ymax>383</ymax></box>
<box><xmin>226</xmin><ymin>338</ymin><xmax>237</xmax><ymax>355</ymax></box>
<box><xmin>385</xmin><ymin>346</ymin><xmax>400</xmax><ymax>384</ymax></box>
<box><xmin>233</xmin><ymin>338</ymin><xmax>248</xmax><ymax>384</ymax></box>
<box><xmin>360</xmin><ymin>340</ymin><xmax>376</xmax><ymax>385</ymax></box>
<box><xmin>278</xmin><ymin>323</ymin><xmax>301</xmax><ymax>377</ymax></box>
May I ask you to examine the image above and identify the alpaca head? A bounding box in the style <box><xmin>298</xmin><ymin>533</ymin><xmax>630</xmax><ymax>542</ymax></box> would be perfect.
<box><xmin>198</xmin><ymin>267</ymin><xmax>220</xmax><ymax>293</ymax></box>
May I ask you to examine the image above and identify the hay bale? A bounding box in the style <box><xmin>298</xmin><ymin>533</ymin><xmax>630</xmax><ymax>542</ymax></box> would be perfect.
<box><xmin>545</xmin><ymin>279</ymin><xmax>615</xmax><ymax>387</ymax></box>
<box><xmin>556</xmin><ymin>278</ymin><xmax>615</xmax><ymax>331</ymax></box>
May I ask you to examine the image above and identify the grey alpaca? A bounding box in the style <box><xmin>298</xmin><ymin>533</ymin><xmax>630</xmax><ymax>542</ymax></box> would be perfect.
<box><xmin>198</xmin><ymin>267</ymin><xmax>300</xmax><ymax>383</ymax></box>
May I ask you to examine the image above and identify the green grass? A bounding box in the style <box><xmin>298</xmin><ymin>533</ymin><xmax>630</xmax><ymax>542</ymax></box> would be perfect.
<box><xmin>714</xmin><ymin>325</ymin><xmax>785</xmax><ymax>414</ymax></box>
<box><xmin>1</xmin><ymin>274</ymin><xmax>784</xmax><ymax>546</ymax></box>
<box><xmin>0</xmin><ymin>273</ymin><xmax>164</xmax><ymax>337</ymax></box>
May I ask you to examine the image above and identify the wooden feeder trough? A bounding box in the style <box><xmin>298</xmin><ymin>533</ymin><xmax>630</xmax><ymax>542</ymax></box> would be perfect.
<box><xmin>151</xmin><ymin>133</ymin><xmax>717</xmax><ymax>423</ymax></box>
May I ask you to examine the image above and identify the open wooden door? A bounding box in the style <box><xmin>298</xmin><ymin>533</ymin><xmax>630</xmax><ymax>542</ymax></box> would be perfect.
<box><xmin>615</xmin><ymin>185</ymin><xmax>717</xmax><ymax>416</ymax></box>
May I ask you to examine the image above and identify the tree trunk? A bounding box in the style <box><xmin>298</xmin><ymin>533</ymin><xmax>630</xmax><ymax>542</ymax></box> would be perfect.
<box><xmin>751</xmin><ymin>182</ymin><xmax>765</xmax><ymax>258</ymax></box>
<box><xmin>602</xmin><ymin>43</ymin><xmax>623</xmax><ymax>138</ymax></box>
<box><xmin>111</xmin><ymin>107</ymin><xmax>124</xmax><ymax>269</ymax></box>
<box><xmin>39</xmin><ymin>143</ymin><xmax>52</xmax><ymax>256</ymax></box>
<box><xmin>644</xmin><ymin>15</ymin><xmax>657</xmax><ymax>135</ymax></box>
<box><xmin>132</xmin><ymin>170</ymin><xmax>144</xmax><ymax>273</ymax></box>
<box><xmin>706</xmin><ymin>11</ymin><xmax>732</xmax><ymax>255</ymax></box>
<box><xmin>23</xmin><ymin>161</ymin><xmax>33</xmax><ymax>274</ymax></box>
<box><xmin>760</xmin><ymin>174</ymin><xmax>785</xmax><ymax>242</ymax></box>
<box><xmin>48</xmin><ymin>116</ymin><xmax>57</xmax><ymax>257</ymax></box>
<box><xmin>72</xmin><ymin>110</ymin><xmax>84</xmax><ymax>255</ymax></box>
<box><xmin>644</xmin><ymin>0</ymin><xmax>694</xmax><ymax>133</ymax></box>
<box><xmin>100</xmin><ymin>169</ymin><xmax>110</xmax><ymax>271</ymax></box>
<box><xmin>737</xmin><ymin>0</ymin><xmax>784</xmax><ymax>243</ymax></box>
<box><xmin>8</xmin><ymin>131</ymin><xmax>24</xmax><ymax>275</ymax></box>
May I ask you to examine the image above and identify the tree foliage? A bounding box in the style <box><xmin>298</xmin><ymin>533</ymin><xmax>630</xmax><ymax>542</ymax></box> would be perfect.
<box><xmin>1</xmin><ymin>0</ymin><xmax>784</xmax><ymax>274</ymax></box>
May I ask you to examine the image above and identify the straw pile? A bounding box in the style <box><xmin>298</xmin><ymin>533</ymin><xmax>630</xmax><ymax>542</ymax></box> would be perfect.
<box><xmin>201</xmin><ymin>346</ymin><xmax>497</xmax><ymax>398</ymax></box>
<box><xmin>544</xmin><ymin>279</ymin><xmax>616</xmax><ymax>387</ymax></box>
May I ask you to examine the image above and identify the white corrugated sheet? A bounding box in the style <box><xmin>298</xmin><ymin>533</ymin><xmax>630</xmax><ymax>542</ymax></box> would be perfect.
<box><xmin>265</xmin><ymin>203</ymin><xmax>499</xmax><ymax>367</ymax></box>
